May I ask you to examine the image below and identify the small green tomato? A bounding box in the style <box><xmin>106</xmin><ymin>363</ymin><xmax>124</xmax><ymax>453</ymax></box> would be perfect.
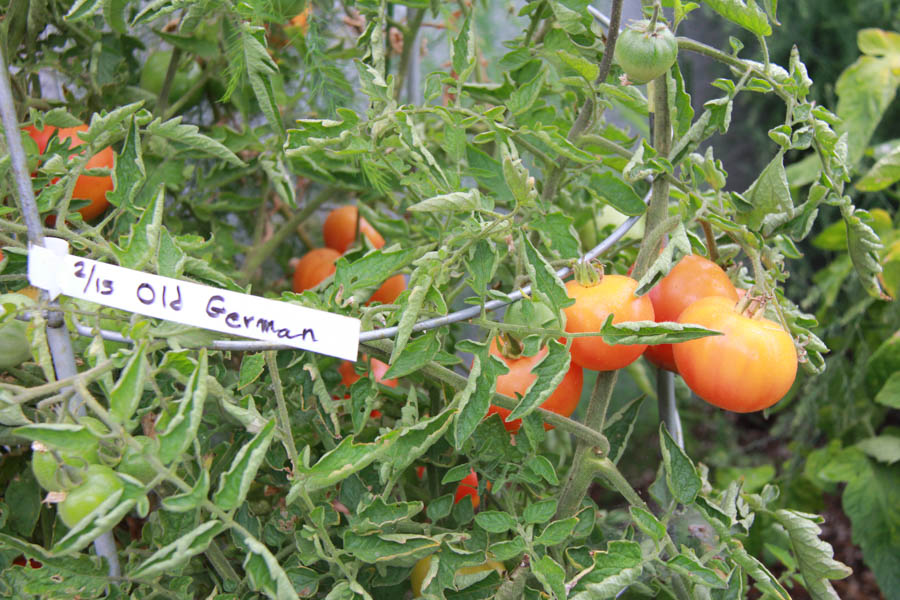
<box><xmin>614</xmin><ymin>19</ymin><xmax>678</xmax><ymax>84</ymax></box>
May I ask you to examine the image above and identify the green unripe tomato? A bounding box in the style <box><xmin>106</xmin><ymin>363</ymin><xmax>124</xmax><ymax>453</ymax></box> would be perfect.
<box><xmin>140</xmin><ymin>50</ymin><xmax>203</xmax><ymax>107</ymax></box>
<box><xmin>614</xmin><ymin>19</ymin><xmax>678</xmax><ymax>84</ymax></box>
<box><xmin>117</xmin><ymin>436</ymin><xmax>158</xmax><ymax>485</ymax></box>
<box><xmin>0</xmin><ymin>293</ymin><xmax>34</xmax><ymax>370</ymax></box>
<box><xmin>31</xmin><ymin>447</ymin><xmax>95</xmax><ymax>492</ymax></box>
<box><xmin>58</xmin><ymin>465</ymin><xmax>123</xmax><ymax>528</ymax></box>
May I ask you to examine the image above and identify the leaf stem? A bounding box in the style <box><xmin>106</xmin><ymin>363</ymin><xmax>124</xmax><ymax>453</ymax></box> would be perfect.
<box><xmin>266</xmin><ymin>351</ymin><xmax>300</xmax><ymax>473</ymax></box>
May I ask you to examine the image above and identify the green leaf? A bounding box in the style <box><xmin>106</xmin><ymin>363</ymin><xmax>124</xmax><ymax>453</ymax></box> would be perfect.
<box><xmin>475</xmin><ymin>511</ymin><xmax>517</xmax><ymax>533</ymax></box>
<box><xmin>342</xmin><ymin>532</ymin><xmax>437</xmax><ymax>566</ymax></box>
<box><xmin>590</xmin><ymin>172</ymin><xmax>646</xmax><ymax>217</ymax></box>
<box><xmin>604</xmin><ymin>395</ymin><xmax>645</xmax><ymax>464</ymax></box>
<box><xmin>630</xmin><ymin>506</ymin><xmax>666</xmax><ymax>543</ymax></box>
<box><xmin>12</xmin><ymin>424</ymin><xmax>99</xmax><ymax>454</ymax></box>
<box><xmin>729</xmin><ymin>541</ymin><xmax>791</xmax><ymax>599</ymax></box>
<box><xmin>452</xmin><ymin>17</ymin><xmax>475</xmax><ymax>83</ymax></box>
<box><xmin>453</xmin><ymin>342</ymin><xmax>506</xmax><ymax>450</ymax></box>
<box><xmin>385</xmin><ymin>409</ymin><xmax>455</xmax><ymax>476</ymax></box>
<box><xmin>524</xmin><ymin>499</ymin><xmax>557</xmax><ymax>524</ymax></box>
<box><xmin>390</xmin><ymin>260</ymin><xmax>436</xmax><ymax>363</ymax></box>
<box><xmin>509</xmin><ymin>68</ymin><xmax>546</xmax><ymax>116</ymax></box>
<box><xmin>288</xmin><ymin>432</ymin><xmax>398</xmax><ymax>499</ymax></box>
<box><xmin>548</xmin><ymin>0</ymin><xmax>589</xmax><ymax>34</ymax></box>
<box><xmin>350</xmin><ymin>497</ymin><xmax>424</xmax><ymax>533</ymax></box>
<box><xmin>556</xmin><ymin>50</ymin><xmax>599</xmax><ymax>81</ymax></box>
<box><xmin>773</xmin><ymin>509</ymin><xmax>852</xmax><ymax>599</ymax></box>
<box><xmin>157</xmin><ymin>349</ymin><xmax>208</xmax><ymax>465</ymax></box>
<box><xmin>532</xmin><ymin>554</ymin><xmax>566</xmax><ymax>599</ymax></box>
<box><xmin>535</xmin><ymin>517</ymin><xmax>578</xmax><ymax>546</ymax></box>
<box><xmin>52</xmin><ymin>487</ymin><xmax>138</xmax><ymax>554</ymax></box>
<box><xmin>242</xmin><ymin>534</ymin><xmax>296</xmax><ymax>600</ymax></box>
<box><xmin>599</xmin><ymin>317</ymin><xmax>721</xmax><ymax>346</ymax></box>
<box><xmin>667</xmin><ymin>553</ymin><xmax>728</xmax><ymax>589</ymax></box>
<box><xmin>408</xmin><ymin>190</ymin><xmax>481</xmax><ymax>213</ymax></box>
<box><xmin>238</xmin><ymin>353</ymin><xmax>267</xmax><ymax>389</ymax></box>
<box><xmin>521</xmin><ymin>234</ymin><xmax>572</xmax><ymax>316</ymax></box>
<box><xmin>660</xmin><ymin>423</ymin><xmax>701</xmax><ymax>505</ymax></box>
<box><xmin>131</xmin><ymin>521</ymin><xmax>225</xmax><ymax>578</ymax></box>
<box><xmin>383</xmin><ymin>332</ymin><xmax>439</xmax><ymax>379</ymax></box>
<box><xmin>491</xmin><ymin>537</ymin><xmax>527</xmax><ymax>561</ymax></box>
<box><xmin>145</xmin><ymin>117</ymin><xmax>245</xmax><ymax>167</ymax></box>
<box><xmin>738</xmin><ymin>151</ymin><xmax>793</xmax><ymax>233</ymax></box>
<box><xmin>109</xmin><ymin>340</ymin><xmax>148</xmax><ymax>424</ymax></box>
<box><xmin>526</xmin><ymin>454</ymin><xmax>560</xmax><ymax>485</ymax></box>
<box><xmin>531</xmin><ymin>212</ymin><xmax>581</xmax><ymax>260</ymax></box>
<box><xmin>875</xmin><ymin>372</ymin><xmax>900</xmax><ymax>409</ymax></box>
<box><xmin>112</xmin><ymin>185</ymin><xmax>165</xmax><ymax>270</ymax></box>
<box><xmin>570</xmin><ymin>540</ymin><xmax>643</xmax><ymax>600</ymax></box>
<box><xmin>856</xmin><ymin>142</ymin><xmax>900</xmax><ymax>191</ymax></box>
<box><xmin>506</xmin><ymin>340</ymin><xmax>571</xmax><ymax>422</ymax></box>
<box><xmin>65</xmin><ymin>0</ymin><xmax>101</xmax><ymax>22</ymax></box>
<box><xmin>426</xmin><ymin>494</ymin><xmax>454</xmax><ymax>521</ymax></box>
<box><xmin>107</xmin><ymin>118</ymin><xmax>145</xmax><ymax>209</ymax></box>
<box><xmin>466</xmin><ymin>240</ymin><xmax>498</xmax><ymax>297</ymax></box>
<box><xmin>213</xmin><ymin>420</ymin><xmax>276</xmax><ymax>511</ymax></box>
<box><xmin>0</xmin><ymin>534</ymin><xmax>109</xmax><ymax>597</ymax></box>
<box><xmin>841</xmin><ymin>201</ymin><xmax>886</xmax><ymax>299</ymax></box>
<box><xmin>700</xmin><ymin>0</ymin><xmax>772</xmax><ymax>36</ymax></box>
<box><xmin>855</xmin><ymin>435</ymin><xmax>900</xmax><ymax>465</ymax></box>
<box><xmin>161</xmin><ymin>470</ymin><xmax>211</xmax><ymax>513</ymax></box>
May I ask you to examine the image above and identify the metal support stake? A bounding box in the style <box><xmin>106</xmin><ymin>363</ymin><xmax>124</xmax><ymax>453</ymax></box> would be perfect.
<box><xmin>0</xmin><ymin>48</ymin><xmax>121</xmax><ymax>577</ymax></box>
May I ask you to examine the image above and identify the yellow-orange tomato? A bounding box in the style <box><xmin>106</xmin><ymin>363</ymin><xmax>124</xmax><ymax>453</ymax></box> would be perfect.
<box><xmin>48</xmin><ymin>126</ymin><xmax>115</xmax><ymax>222</ymax></box>
<box><xmin>410</xmin><ymin>555</ymin><xmax>505</xmax><ymax>597</ymax></box>
<box><xmin>564</xmin><ymin>275</ymin><xmax>655</xmax><ymax>371</ymax></box>
<box><xmin>673</xmin><ymin>296</ymin><xmax>798</xmax><ymax>413</ymax></box>
<box><xmin>368</xmin><ymin>274</ymin><xmax>406</xmax><ymax>305</ymax></box>
<box><xmin>323</xmin><ymin>206</ymin><xmax>385</xmax><ymax>254</ymax></box>
<box><xmin>292</xmin><ymin>248</ymin><xmax>341</xmax><ymax>292</ymax></box>
<box><xmin>289</xmin><ymin>5</ymin><xmax>312</xmax><ymax>34</ymax></box>
<box><xmin>488</xmin><ymin>340</ymin><xmax>583</xmax><ymax>433</ymax></box>
<box><xmin>338</xmin><ymin>357</ymin><xmax>398</xmax><ymax>389</ymax></box>
<box><xmin>644</xmin><ymin>255</ymin><xmax>739</xmax><ymax>372</ymax></box>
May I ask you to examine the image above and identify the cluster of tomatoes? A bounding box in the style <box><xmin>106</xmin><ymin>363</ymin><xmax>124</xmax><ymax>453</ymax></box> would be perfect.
<box><xmin>507</xmin><ymin>254</ymin><xmax>798</xmax><ymax>420</ymax></box>
<box><xmin>24</xmin><ymin>124</ymin><xmax>115</xmax><ymax>223</ymax></box>
<box><xmin>30</xmin><ymin>419</ymin><xmax>156</xmax><ymax>529</ymax></box>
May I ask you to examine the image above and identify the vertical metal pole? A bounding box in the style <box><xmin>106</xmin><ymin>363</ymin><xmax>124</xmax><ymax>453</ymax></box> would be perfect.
<box><xmin>657</xmin><ymin>369</ymin><xmax>683</xmax><ymax>448</ymax></box>
<box><xmin>0</xmin><ymin>48</ymin><xmax>121</xmax><ymax>577</ymax></box>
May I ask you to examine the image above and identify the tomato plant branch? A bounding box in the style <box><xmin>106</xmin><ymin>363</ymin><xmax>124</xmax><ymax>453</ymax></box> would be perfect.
<box><xmin>656</xmin><ymin>369</ymin><xmax>682</xmax><ymax>448</ymax></box>
<box><xmin>266</xmin><ymin>350</ymin><xmax>301</xmax><ymax>474</ymax></box>
<box><xmin>554</xmin><ymin>370</ymin><xmax>617</xmax><ymax>520</ymax></box>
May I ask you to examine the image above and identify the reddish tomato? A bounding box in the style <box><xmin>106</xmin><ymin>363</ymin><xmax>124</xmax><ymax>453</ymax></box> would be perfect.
<box><xmin>564</xmin><ymin>274</ymin><xmax>655</xmax><ymax>371</ymax></box>
<box><xmin>673</xmin><ymin>296</ymin><xmax>798</xmax><ymax>413</ymax></box>
<box><xmin>23</xmin><ymin>124</ymin><xmax>56</xmax><ymax>154</ymax></box>
<box><xmin>368</xmin><ymin>273</ymin><xmax>406</xmax><ymax>305</ymax></box>
<box><xmin>416</xmin><ymin>465</ymin><xmax>426</xmax><ymax>480</ymax></box>
<box><xmin>488</xmin><ymin>340</ymin><xmax>583</xmax><ymax>432</ymax></box>
<box><xmin>292</xmin><ymin>247</ymin><xmax>341</xmax><ymax>292</ymax></box>
<box><xmin>454</xmin><ymin>469</ymin><xmax>481</xmax><ymax>509</ymax></box>
<box><xmin>34</xmin><ymin>125</ymin><xmax>114</xmax><ymax>222</ymax></box>
<box><xmin>339</xmin><ymin>357</ymin><xmax>398</xmax><ymax>388</ymax></box>
<box><xmin>644</xmin><ymin>255</ymin><xmax>739</xmax><ymax>372</ymax></box>
<box><xmin>323</xmin><ymin>206</ymin><xmax>385</xmax><ymax>253</ymax></box>
<box><xmin>289</xmin><ymin>5</ymin><xmax>312</xmax><ymax>34</ymax></box>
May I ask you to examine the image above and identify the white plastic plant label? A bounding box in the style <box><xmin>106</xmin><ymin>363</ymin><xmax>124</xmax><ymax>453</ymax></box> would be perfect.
<box><xmin>28</xmin><ymin>239</ymin><xmax>360</xmax><ymax>360</ymax></box>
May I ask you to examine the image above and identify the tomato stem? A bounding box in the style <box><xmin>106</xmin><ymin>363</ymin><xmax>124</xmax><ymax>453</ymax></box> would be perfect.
<box><xmin>572</xmin><ymin>260</ymin><xmax>603</xmax><ymax>287</ymax></box>
<box><xmin>648</xmin><ymin>3</ymin><xmax>661</xmax><ymax>31</ymax></box>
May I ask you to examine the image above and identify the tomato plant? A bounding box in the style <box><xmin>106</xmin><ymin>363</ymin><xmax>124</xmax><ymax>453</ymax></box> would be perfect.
<box><xmin>322</xmin><ymin>206</ymin><xmax>385</xmax><ymax>254</ymax></box>
<box><xmin>644</xmin><ymin>254</ymin><xmax>739</xmax><ymax>372</ymax></box>
<box><xmin>57</xmin><ymin>465</ymin><xmax>124</xmax><ymax>528</ymax></box>
<box><xmin>488</xmin><ymin>339</ymin><xmax>583</xmax><ymax>433</ymax></box>
<box><xmin>674</xmin><ymin>296</ymin><xmax>798</xmax><ymax>412</ymax></box>
<box><xmin>564</xmin><ymin>273</ymin><xmax>655</xmax><ymax>371</ymax></box>
<box><xmin>0</xmin><ymin>292</ymin><xmax>34</xmax><ymax>370</ymax></box>
<box><xmin>116</xmin><ymin>436</ymin><xmax>158</xmax><ymax>485</ymax></box>
<box><xmin>614</xmin><ymin>17</ymin><xmax>678</xmax><ymax>84</ymax></box>
<box><xmin>291</xmin><ymin>247</ymin><xmax>340</xmax><ymax>292</ymax></box>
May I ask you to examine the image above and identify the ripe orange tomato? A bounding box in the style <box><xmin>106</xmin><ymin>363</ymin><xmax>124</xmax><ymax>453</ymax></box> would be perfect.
<box><xmin>644</xmin><ymin>255</ymin><xmax>739</xmax><ymax>372</ymax></box>
<box><xmin>454</xmin><ymin>469</ymin><xmax>481</xmax><ymax>509</ymax></box>
<box><xmin>323</xmin><ymin>206</ymin><xmax>385</xmax><ymax>253</ymax></box>
<box><xmin>23</xmin><ymin>124</ymin><xmax>56</xmax><ymax>154</ymax></box>
<box><xmin>28</xmin><ymin>125</ymin><xmax>115</xmax><ymax>222</ymax></box>
<box><xmin>564</xmin><ymin>274</ymin><xmax>655</xmax><ymax>371</ymax></box>
<box><xmin>339</xmin><ymin>357</ymin><xmax>398</xmax><ymax>389</ymax></box>
<box><xmin>673</xmin><ymin>296</ymin><xmax>798</xmax><ymax>412</ymax></box>
<box><xmin>488</xmin><ymin>340</ymin><xmax>583</xmax><ymax>432</ymax></box>
<box><xmin>289</xmin><ymin>5</ymin><xmax>312</xmax><ymax>34</ymax></box>
<box><xmin>292</xmin><ymin>247</ymin><xmax>341</xmax><ymax>292</ymax></box>
<box><xmin>368</xmin><ymin>273</ymin><xmax>406</xmax><ymax>305</ymax></box>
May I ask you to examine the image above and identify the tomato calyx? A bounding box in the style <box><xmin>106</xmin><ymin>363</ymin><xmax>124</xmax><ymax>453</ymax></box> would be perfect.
<box><xmin>494</xmin><ymin>331</ymin><xmax>526</xmax><ymax>360</ymax></box>
<box><xmin>572</xmin><ymin>261</ymin><xmax>604</xmax><ymax>287</ymax></box>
